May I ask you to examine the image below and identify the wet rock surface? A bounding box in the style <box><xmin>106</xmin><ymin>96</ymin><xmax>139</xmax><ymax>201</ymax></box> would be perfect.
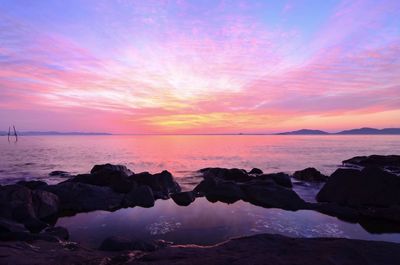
<box><xmin>171</xmin><ymin>191</ymin><xmax>195</xmax><ymax>206</ymax></box>
<box><xmin>195</xmin><ymin>168</ymin><xmax>304</xmax><ymax>210</ymax></box>
<box><xmin>1</xmin><ymin>233</ymin><xmax>400</xmax><ymax>265</ymax></box>
<box><xmin>0</xmin><ymin>185</ymin><xmax>59</xmax><ymax>231</ymax></box>
<box><xmin>293</xmin><ymin>167</ymin><xmax>328</xmax><ymax>182</ymax></box>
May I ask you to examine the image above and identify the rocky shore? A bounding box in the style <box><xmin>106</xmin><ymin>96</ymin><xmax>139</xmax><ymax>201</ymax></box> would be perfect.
<box><xmin>1</xmin><ymin>154</ymin><xmax>400</xmax><ymax>264</ymax></box>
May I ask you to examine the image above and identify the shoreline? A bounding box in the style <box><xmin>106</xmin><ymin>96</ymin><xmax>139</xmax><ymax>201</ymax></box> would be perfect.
<box><xmin>1</xmin><ymin>154</ymin><xmax>400</xmax><ymax>264</ymax></box>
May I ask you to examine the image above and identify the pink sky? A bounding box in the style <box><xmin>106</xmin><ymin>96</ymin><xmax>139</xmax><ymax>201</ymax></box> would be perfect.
<box><xmin>0</xmin><ymin>0</ymin><xmax>399</xmax><ymax>133</ymax></box>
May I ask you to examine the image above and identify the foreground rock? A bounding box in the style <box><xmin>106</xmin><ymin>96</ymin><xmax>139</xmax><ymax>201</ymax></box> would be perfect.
<box><xmin>343</xmin><ymin>155</ymin><xmax>400</xmax><ymax>174</ymax></box>
<box><xmin>315</xmin><ymin>166</ymin><xmax>400</xmax><ymax>222</ymax></box>
<box><xmin>3</xmin><ymin>233</ymin><xmax>400</xmax><ymax>265</ymax></box>
<box><xmin>0</xmin><ymin>185</ymin><xmax>59</xmax><ymax>231</ymax></box>
<box><xmin>99</xmin><ymin>236</ymin><xmax>169</xmax><ymax>252</ymax></box>
<box><xmin>293</xmin><ymin>167</ymin><xmax>328</xmax><ymax>182</ymax></box>
<box><xmin>195</xmin><ymin>168</ymin><xmax>305</xmax><ymax>210</ymax></box>
<box><xmin>131</xmin><ymin>170</ymin><xmax>181</xmax><ymax>199</ymax></box>
<box><xmin>171</xmin><ymin>191</ymin><xmax>195</xmax><ymax>206</ymax></box>
<box><xmin>44</xmin><ymin>182</ymin><xmax>124</xmax><ymax>213</ymax></box>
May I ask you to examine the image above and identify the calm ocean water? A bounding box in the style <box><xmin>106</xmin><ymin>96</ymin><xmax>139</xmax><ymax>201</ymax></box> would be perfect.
<box><xmin>1</xmin><ymin>135</ymin><xmax>400</xmax><ymax>246</ymax></box>
<box><xmin>1</xmin><ymin>135</ymin><xmax>399</xmax><ymax>184</ymax></box>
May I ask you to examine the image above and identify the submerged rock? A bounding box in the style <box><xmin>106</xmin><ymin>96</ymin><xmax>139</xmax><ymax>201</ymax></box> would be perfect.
<box><xmin>171</xmin><ymin>191</ymin><xmax>195</xmax><ymax>206</ymax></box>
<box><xmin>49</xmin><ymin>171</ymin><xmax>71</xmax><ymax>178</ymax></box>
<box><xmin>293</xmin><ymin>167</ymin><xmax>328</xmax><ymax>182</ymax></box>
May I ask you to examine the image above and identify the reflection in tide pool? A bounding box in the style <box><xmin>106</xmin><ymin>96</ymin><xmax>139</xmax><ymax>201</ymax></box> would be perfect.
<box><xmin>57</xmin><ymin>198</ymin><xmax>400</xmax><ymax>248</ymax></box>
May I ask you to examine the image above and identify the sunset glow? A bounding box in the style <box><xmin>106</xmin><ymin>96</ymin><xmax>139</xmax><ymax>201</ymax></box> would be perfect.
<box><xmin>1</xmin><ymin>0</ymin><xmax>399</xmax><ymax>133</ymax></box>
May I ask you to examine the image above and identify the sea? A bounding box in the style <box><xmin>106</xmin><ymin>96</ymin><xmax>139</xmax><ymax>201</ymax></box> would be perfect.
<box><xmin>1</xmin><ymin>135</ymin><xmax>400</xmax><ymax>247</ymax></box>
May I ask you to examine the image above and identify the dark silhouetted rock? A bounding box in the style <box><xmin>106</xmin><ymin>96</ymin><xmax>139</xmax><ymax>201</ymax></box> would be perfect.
<box><xmin>171</xmin><ymin>191</ymin><xmax>195</xmax><ymax>206</ymax></box>
<box><xmin>256</xmin><ymin>172</ymin><xmax>293</xmax><ymax>188</ymax></box>
<box><xmin>16</xmin><ymin>180</ymin><xmax>48</xmax><ymax>190</ymax></box>
<box><xmin>343</xmin><ymin>155</ymin><xmax>400</xmax><ymax>167</ymax></box>
<box><xmin>90</xmin><ymin>164</ymin><xmax>133</xmax><ymax>176</ymax></box>
<box><xmin>293</xmin><ymin>167</ymin><xmax>328</xmax><ymax>182</ymax></box>
<box><xmin>317</xmin><ymin>167</ymin><xmax>400</xmax><ymax>207</ymax></box>
<box><xmin>123</xmin><ymin>186</ymin><xmax>155</xmax><ymax>208</ymax></box>
<box><xmin>45</xmin><ymin>182</ymin><xmax>123</xmax><ymax>213</ymax></box>
<box><xmin>131</xmin><ymin>170</ymin><xmax>181</xmax><ymax>198</ymax></box>
<box><xmin>42</xmin><ymin>226</ymin><xmax>69</xmax><ymax>240</ymax></box>
<box><xmin>2</xmin><ymin>233</ymin><xmax>400</xmax><ymax>265</ymax></box>
<box><xmin>31</xmin><ymin>189</ymin><xmax>59</xmax><ymax>219</ymax></box>
<box><xmin>0</xmin><ymin>185</ymin><xmax>58</xmax><ymax>231</ymax></box>
<box><xmin>49</xmin><ymin>171</ymin><xmax>71</xmax><ymax>178</ymax></box>
<box><xmin>199</xmin><ymin>167</ymin><xmax>252</xmax><ymax>182</ymax></box>
<box><xmin>242</xmin><ymin>180</ymin><xmax>306</xmax><ymax>210</ymax></box>
<box><xmin>99</xmin><ymin>236</ymin><xmax>166</xmax><ymax>252</ymax></box>
<box><xmin>249</xmin><ymin>168</ymin><xmax>263</xmax><ymax>175</ymax></box>
<box><xmin>205</xmin><ymin>181</ymin><xmax>245</xmax><ymax>204</ymax></box>
<box><xmin>72</xmin><ymin>163</ymin><xmax>136</xmax><ymax>193</ymax></box>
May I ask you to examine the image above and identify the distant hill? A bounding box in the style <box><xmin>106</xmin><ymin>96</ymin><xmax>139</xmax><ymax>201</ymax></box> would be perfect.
<box><xmin>277</xmin><ymin>127</ymin><xmax>400</xmax><ymax>135</ymax></box>
<box><xmin>0</xmin><ymin>131</ymin><xmax>111</xmax><ymax>136</ymax></box>
<box><xmin>335</xmin><ymin>127</ymin><xmax>400</xmax><ymax>135</ymax></box>
<box><xmin>276</xmin><ymin>129</ymin><xmax>329</xmax><ymax>135</ymax></box>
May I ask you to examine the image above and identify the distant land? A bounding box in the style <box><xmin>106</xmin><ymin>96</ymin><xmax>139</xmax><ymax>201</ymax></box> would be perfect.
<box><xmin>276</xmin><ymin>127</ymin><xmax>400</xmax><ymax>135</ymax></box>
<box><xmin>0</xmin><ymin>131</ymin><xmax>111</xmax><ymax>136</ymax></box>
<box><xmin>0</xmin><ymin>127</ymin><xmax>400</xmax><ymax>136</ymax></box>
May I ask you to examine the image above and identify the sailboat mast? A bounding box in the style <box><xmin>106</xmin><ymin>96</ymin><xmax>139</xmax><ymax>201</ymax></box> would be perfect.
<box><xmin>8</xmin><ymin>126</ymin><xmax>10</xmax><ymax>142</ymax></box>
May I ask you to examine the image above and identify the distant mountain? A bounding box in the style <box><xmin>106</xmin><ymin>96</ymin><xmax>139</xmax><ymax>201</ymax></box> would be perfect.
<box><xmin>0</xmin><ymin>131</ymin><xmax>111</xmax><ymax>136</ymax></box>
<box><xmin>276</xmin><ymin>127</ymin><xmax>400</xmax><ymax>135</ymax></box>
<box><xmin>276</xmin><ymin>129</ymin><xmax>329</xmax><ymax>135</ymax></box>
<box><xmin>336</xmin><ymin>127</ymin><xmax>400</xmax><ymax>135</ymax></box>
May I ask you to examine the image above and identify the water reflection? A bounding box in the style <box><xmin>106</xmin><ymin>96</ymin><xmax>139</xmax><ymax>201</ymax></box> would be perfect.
<box><xmin>57</xmin><ymin>198</ymin><xmax>400</xmax><ymax>248</ymax></box>
<box><xmin>1</xmin><ymin>135</ymin><xmax>400</xmax><ymax>185</ymax></box>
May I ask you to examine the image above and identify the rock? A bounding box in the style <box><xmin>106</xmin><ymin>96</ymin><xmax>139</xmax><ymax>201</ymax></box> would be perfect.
<box><xmin>0</xmin><ymin>218</ymin><xmax>29</xmax><ymax>240</ymax></box>
<box><xmin>199</xmin><ymin>168</ymin><xmax>252</xmax><ymax>182</ymax></box>
<box><xmin>249</xmin><ymin>168</ymin><xmax>263</xmax><ymax>175</ymax></box>
<box><xmin>343</xmin><ymin>155</ymin><xmax>400</xmax><ymax>168</ymax></box>
<box><xmin>44</xmin><ymin>182</ymin><xmax>124</xmax><ymax>213</ymax></box>
<box><xmin>193</xmin><ymin>177</ymin><xmax>217</xmax><ymax>196</ymax></box>
<box><xmin>91</xmin><ymin>164</ymin><xmax>134</xmax><ymax>176</ymax></box>
<box><xmin>316</xmin><ymin>167</ymin><xmax>400</xmax><ymax>207</ymax></box>
<box><xmin>133</xmin><ymin>233</ymin><xmax>400</xmax><ymax>265</ymax></box>
<box><xmin>42</xmin><ymin>226</ymin><xmax>69</xmax><ymax>240</ymax></box>
<box><xmin>16</xmin><ymin>180</ymin><xmax>48</xmax><ymax>190</ymax></box>
<box><xmin>31</xmin><ymin>190</ymin><xmax>59</xmax><ymax>220</ymax></box>
<box><xmin>205</xmin><ymin>181</ymin><xmax>245</xmax><ymax>204</ymax></box>
<box><xmin>171</xmin><ymin>191</ymin><xmax>195</xmax><ymax>206</ymax></box>
<box><xmin>49</xmin><ymin>171</ymin><xmax>71</xmax><ymax>178</ymax></box>
<box><xmin>131</xmin><ymin>170</ymin><xmax>181</xmax><ymax>198</ymax></box>
<box><xmin>99</xmin><ymin>236</ymin><xmax>164</xmax><ymax>252</ymax></box>
<box><xmin>72</xmin><ymin>164</ymin><xmax>136</xmax><ymax>193</ymax></box>
<box><xmin>123</xmin><ymin>186</ymin><xmax>155</xmax><ymax>208</ymax></box>
<box><xmin>256</xmin><ymin>173</ymin><xmax>293</xmax><ymax>188</ymax></box>
<box><xmin>0</xmin><ymin>185</ymin><xmax>58</xmax><ymax>231</ymax></box>
<box><xmin>242</xmin><ymin>180</ymin><xmax>306</xmax><ymax>210</ymax></box>
<box><xmin>293</xmin><ymin>167</ymin><xmax>328</xmax><ymax>182</ymax></box>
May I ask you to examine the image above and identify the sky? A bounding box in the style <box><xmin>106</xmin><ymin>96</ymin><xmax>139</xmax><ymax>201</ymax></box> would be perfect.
<box><xmin>0</xmin><ymin>0</ymin><xmax>399</xmax><ymax>134</ymax></box>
